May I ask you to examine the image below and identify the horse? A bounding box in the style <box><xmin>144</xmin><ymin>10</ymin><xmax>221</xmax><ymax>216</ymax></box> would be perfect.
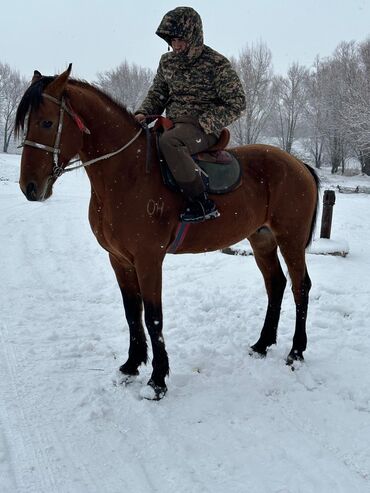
<box><xmin>16</xmin><ymin>64</ymin><xmax>319</xmax><ymax>400</ymax></box>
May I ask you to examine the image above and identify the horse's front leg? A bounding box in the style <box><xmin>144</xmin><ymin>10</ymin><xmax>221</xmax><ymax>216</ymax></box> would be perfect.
<box><xmin>135</xmin><ymin>254</ymin><xmax>169</xmax><ymax>400</ymax></box>
<box><xmin>109</xmin><ymin>254</ymin><xmax>148</xmax><ymax>379</ymax></box>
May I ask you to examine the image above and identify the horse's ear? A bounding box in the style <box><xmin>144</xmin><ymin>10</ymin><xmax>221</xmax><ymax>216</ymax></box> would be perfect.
<box><xmin>46</xmin><ymin>63</ymin><xmax>72</xmax><ymax>98</ymax></box>
<box><xmin>31</xmin><ymin>70</ymin><xmax>42</xmax><ymax>84</ymax></box>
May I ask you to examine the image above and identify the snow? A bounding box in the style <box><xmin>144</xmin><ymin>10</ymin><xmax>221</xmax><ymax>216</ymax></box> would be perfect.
<box><xmin>224</xmin><ymin>237</ymin><xmax>350</xmax><ymax>258</ymax></box>
<box><xmin>1</xmin><ymin>152</ymin><xmax>370</xmax><ymax>492</ymax></box>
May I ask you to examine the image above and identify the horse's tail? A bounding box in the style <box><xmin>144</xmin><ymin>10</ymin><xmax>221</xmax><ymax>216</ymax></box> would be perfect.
<box><xmin>303</xmin><ymin>162</ymin><xmax>320</xmax><ymax>248</ymax></box>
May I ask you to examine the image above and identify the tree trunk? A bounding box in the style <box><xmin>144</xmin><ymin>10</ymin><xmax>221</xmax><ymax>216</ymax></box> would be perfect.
<box><xmin>330</xmin><ymin>135</ymin><xmax>342</xmax><ymax>174</ymax></box>
<box><xmin>362</xmin><ymin>154</ymin><xmax>370</xmax><ymax>176</ymax></box>
<box><xmin>4</xmin><ymin>123</ymin><xmax>14</xmax><ymax>153</ymax></box>
<box><xmin>3</xmin><ymin>125</ymin><xmax>8</xmax><ymax>153</ymax></box>
<box><xmin>286</xmin><ymin>141</ymin><xmax>293</xmax><ymax>154</ymax></box>
<box><xmin>313</xmin><ymin>140</ymin><xmax>322</xmax><ymax>168</ymax></box>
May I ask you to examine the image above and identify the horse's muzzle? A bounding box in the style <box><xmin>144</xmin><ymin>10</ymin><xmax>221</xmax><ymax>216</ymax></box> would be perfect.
<box><xmin>25</xmin><ymin>182</ymin><xmax>38</xmax><ymax>201</ymax></box>
<box><xmin>22</xmin><ymin>180</ymin><xmax>52</xmax><ymax>201</ymax></box>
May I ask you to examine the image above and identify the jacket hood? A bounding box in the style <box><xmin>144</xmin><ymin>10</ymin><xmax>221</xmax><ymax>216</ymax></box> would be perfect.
<box><xmin>156</xmin><ymin>6</ymin><xmax>204</xmax><ymax>61</ymax></box>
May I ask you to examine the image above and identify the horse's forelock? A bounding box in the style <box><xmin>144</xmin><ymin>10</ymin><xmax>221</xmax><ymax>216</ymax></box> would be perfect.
<box><xmin>15</xmin><ymin>76</ymin><xmax>57</xmax><ymax>137</ymax></box>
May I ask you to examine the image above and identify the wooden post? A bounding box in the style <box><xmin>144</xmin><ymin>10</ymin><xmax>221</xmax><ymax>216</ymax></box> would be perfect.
<box><xmin>320</xmin><ymin>190</ymin><xmax>336</xmax><ymax>239</ymax></box>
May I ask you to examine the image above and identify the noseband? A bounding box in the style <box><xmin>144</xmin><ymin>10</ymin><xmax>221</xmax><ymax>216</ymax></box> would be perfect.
<box><xmin>20</xmin><ymin>93</ymin><xmax>142</xmax><ymax>179</ymax></box>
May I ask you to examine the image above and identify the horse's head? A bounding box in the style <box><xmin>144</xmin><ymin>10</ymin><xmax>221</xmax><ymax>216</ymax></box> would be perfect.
<box><xmin>16</xmin><ymin>64</ymin><xmax>85</xmax><ymax>201</ymax></box>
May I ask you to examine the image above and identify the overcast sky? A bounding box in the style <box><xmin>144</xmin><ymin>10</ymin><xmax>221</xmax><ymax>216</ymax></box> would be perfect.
<box><xmin>3</xmin><ymin>0</ymin><xmax>370</xmax><ymax>81</ymax></box>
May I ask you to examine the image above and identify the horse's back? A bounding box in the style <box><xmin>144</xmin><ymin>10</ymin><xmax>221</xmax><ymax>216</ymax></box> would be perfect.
<box><xmin>229</xmin><ymin>143</ymin><xmax>317</xmax><ymax>196</ymax></box>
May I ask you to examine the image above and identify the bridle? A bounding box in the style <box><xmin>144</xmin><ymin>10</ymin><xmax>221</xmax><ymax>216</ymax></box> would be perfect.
<box><xmin>20</xmin><ymin>93</ymin><xmax>143</xmax><ymax>179</ymax></box>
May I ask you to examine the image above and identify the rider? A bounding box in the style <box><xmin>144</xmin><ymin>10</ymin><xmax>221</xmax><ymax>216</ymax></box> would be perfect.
<box><xmin>135</xmin><ymin>6</ymin><xmax>246</xmax><ymax>222</ymax></box>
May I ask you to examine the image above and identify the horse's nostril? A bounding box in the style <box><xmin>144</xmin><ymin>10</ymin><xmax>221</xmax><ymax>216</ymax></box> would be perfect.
<box><xmin>26</xmin><ymin>182</ymin><xmax>37</xmax><ymax>201</ymax></box>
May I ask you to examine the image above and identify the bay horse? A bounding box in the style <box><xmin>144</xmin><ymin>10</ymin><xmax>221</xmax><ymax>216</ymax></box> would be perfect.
<box><xmin>16</xmin><ymin>65</ymin><xmax>319</xmax><ymax>400</ymax></box>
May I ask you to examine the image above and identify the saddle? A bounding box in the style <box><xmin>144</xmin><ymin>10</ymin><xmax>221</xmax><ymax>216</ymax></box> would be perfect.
<box><xmin>153</xmin><ymin>117</ymin><xmax>242</xmax><ymax>195</ymax></box>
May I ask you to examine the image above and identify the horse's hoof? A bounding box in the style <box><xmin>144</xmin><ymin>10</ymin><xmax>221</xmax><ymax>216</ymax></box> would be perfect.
<box><xmin>249</xmin><ymin>344</ymin><xmax>267</xmax><ymax>358</ymax></box>
<box><xmin>112</xmin><ymin>367</ymin><xmax>139</xmax><ymax>386</ymax></box>
<box><xmin>140</xmin><ymin>379</ymin><xmax>167</xmax><ymax>401</ymax></box>
<box><xmin>286</xmin><ymin>350</ymin><xmax>304</xmax><ymax>367</ymax></box>
<box><xmin>121</xmin><ymin>373</ymin><xmax>138</xmax><ymax>385</ymax></box>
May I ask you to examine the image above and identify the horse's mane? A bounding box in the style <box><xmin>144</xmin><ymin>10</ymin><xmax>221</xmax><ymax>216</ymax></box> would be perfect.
<box><xmin>15</xmin><ymin>76</ymin><xmax>136</xmax><ymax>137</ymax></box>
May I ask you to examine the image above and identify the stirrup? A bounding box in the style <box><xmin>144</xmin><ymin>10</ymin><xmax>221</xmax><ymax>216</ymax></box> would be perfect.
<box><xmin>180</xmin><ymin>199</ymin><xmax>220</xmax><ymax>223</ymax></box>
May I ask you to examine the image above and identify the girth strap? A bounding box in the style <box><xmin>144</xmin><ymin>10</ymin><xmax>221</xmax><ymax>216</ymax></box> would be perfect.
<box><xmin>167</xmin><ymin>222</ymin><xmax>191</xmax><ymax>253</ymax></box>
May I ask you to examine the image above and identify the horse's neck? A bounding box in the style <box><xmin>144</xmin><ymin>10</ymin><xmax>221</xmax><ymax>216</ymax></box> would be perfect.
<box><xmin>70</xmin><ymin>86</ymin><xmax>146</xmax><ymax>200</ymax></box>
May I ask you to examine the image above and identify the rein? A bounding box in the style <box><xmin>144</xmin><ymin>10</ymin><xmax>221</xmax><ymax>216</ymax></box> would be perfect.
<box><xmin>20</xmin><ymin>93</ymin><xmax>143</xmax><ymax>179</ymax></box>
<box><xmin>63</xmin><ymin>127</ymin><xmax>143</xmax><ymax>174</ymax></box>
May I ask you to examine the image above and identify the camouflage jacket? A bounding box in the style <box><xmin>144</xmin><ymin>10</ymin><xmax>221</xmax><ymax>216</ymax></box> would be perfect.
<box><xmin>136</xmin><ymin>7</ymin><xmax>246</xmax><ymax>136</ymax></box>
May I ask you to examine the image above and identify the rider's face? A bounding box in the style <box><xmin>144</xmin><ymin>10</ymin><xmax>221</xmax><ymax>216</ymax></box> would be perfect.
<box><xmin>171</xmin><ymin>38</ymin><xmax>187</xmax><ymax>54</ymax></box>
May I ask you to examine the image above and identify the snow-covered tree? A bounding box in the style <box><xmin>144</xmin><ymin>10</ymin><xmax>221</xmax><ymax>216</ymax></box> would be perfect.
<box><xmin>0</xmin><ymin>62</ymin><xmax>27</xmax><ymax>152</ymax></box>
<box><xmin>339</xmin><ymin>39</ymin><xmax>370</xmax><ymax>175</ymax></box>
<box><xmin>319</xmin><ymin>42</ymin><xmax>358</xmax><ymax>173</ymax></box>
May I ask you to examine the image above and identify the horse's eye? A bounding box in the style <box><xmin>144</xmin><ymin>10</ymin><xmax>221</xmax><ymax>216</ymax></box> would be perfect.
<box><xmin>41</xmin><ymin>120</ymin><xmax>53</xmax><ymax>129</ymax></box>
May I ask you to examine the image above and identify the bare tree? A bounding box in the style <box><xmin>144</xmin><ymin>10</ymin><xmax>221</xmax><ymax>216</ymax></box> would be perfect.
<box><xmin>0</xmin><ymin>62</ymin><xmax>27</xmax><ymax>152</ymax></box>
<box><xmin>338</xmin><ymin>39</ymin><xmax>370</xmax><ymax>174</ymax></box>
<box><xmin>318</xmin><ymin>42</ymin><xmax>358</xmax><ymax>173</ymax></box>
<box><xmin>270</xmin><ymin>63</ymin><xmax>309</xmax><ymax>154</ymax></box>
<box><xmin>303</xmin><ymin>58</ymin><xmax>326</xmax><ymax>168</ymax></box>
<box><xmin>95</xmin><ymin>60</ymin><xmax>154</xmax><ymax>112</ymax></box>
<box><xmin>230</xmin><ymin>42</ymin><xmax>274</xmax><ymax>145</ymax></box>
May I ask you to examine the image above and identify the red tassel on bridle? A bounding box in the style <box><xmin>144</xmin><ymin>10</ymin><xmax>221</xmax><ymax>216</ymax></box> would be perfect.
<box><xmin>66</xmin><ymin>101</ymin><xmax>91</xmax><ymax>134</ymax></box>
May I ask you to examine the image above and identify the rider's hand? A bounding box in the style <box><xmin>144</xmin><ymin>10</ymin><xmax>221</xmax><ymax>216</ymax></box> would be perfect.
<box><xmin>134</xmin><ymin>113</ymin><xmax>146</xmax><ymax>123</ymax></box>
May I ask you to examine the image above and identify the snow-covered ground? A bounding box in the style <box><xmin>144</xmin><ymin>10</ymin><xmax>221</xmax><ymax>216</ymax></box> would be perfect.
<box><xmin>1</xmin><ymin>152</ymin><xmax>370</xmax><ymax>493</ymax></box>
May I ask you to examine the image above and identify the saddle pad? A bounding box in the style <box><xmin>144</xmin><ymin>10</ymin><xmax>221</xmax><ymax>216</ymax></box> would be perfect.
<box><xmin>160</xmin><ymin>151</ymin><xmax>242</xmax><ymax>195</ymax></box>
<box><xmin>195</xmin><ymin>153</ymin><xmax>242</xmax><ymax>194</ymax></box>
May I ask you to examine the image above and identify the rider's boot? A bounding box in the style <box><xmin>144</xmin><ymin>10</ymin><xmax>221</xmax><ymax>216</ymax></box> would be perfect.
<box><xmin>180</xmin><ymin>192</ymin><xmax>220</xmax><ymax>223</ymax></box>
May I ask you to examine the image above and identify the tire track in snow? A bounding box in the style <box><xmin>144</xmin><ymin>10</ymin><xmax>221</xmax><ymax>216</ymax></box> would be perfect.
<box><xmin>0</xmin><ymin>321</ymin><xmax>108</xmax><ymax>493</ymax></box>
<box><xmin>0</xmin><ymin>323</ymin><xmax>60</xmax><ymax>493</ymax></box>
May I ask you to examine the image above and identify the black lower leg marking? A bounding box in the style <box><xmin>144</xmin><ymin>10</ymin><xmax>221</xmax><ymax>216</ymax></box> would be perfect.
<box><xmin>144</xmin><ymin>301</ymin><xmax>169</xmax><ymax>390</ymax></box>
<box><xmin>120</xmin><ymin>292</ymin><xmax>148</xmax><ymax>375</ymax></box>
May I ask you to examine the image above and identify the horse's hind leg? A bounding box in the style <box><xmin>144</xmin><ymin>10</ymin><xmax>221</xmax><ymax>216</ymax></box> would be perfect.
<box><xmin>109</xmin><ymin>254</ymin><xmax>148</xmax><ymax>378</ymax></box>
<box><xmin>275</xmin><ymin>237</ymin><xmax>312</xmax><ymax>364</ymax></box>
<box><xmin>249</xmin><ymin>228</ymin><xmax>287</xmax><ymax>356</ymax></box>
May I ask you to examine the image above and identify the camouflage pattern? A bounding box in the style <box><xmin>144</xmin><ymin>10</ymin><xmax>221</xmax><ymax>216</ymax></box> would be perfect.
<box><xmin>136</xmin><ymin>7</ymin><xmax>246</xmax><ymax>136</ymax></box>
